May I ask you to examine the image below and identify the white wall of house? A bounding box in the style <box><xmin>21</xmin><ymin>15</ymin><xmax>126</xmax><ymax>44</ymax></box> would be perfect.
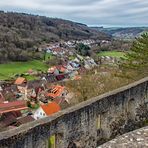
<box><xmin>34</xmin><ymin>107</ymin><xmax>47</xmax><ymax>120</ymax></box>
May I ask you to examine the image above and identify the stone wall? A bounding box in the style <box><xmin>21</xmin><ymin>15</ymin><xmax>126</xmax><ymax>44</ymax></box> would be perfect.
<box><xmin>0</xmin><ymin>77</ymin><xmax>148</xmax><ymax>148</ymax></box>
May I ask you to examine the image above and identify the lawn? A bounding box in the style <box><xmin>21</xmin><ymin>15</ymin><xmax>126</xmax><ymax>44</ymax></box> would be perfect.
<box><xmin>97</xmin><ymin>51</ymin><xmax>125</xmax><ymax>58</ymax></box>
<box><xmin>45</xmin><ymin>53</ymin><xmax>54</xmax><ymax>61</ymax></box>
<box><xmin>0</xmin><ymin>60</ymin><xmax>48</xmax><ymax>80</ymax></box>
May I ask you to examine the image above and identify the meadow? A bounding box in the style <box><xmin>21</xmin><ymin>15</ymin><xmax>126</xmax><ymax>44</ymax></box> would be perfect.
<box><xmin>97</xmin><ymin>51</ymin><xmax>125</xmax><ymax>58</ymax></box>
<box><xmin>0</xmin><ymin>60</ymin><xmax>48</xmax><ymax>80</ymax></box>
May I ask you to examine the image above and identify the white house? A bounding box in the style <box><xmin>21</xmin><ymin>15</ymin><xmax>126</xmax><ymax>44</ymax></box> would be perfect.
<box><xmin>34</xmin><ymin>102</ymin><xmax>61</xmax><ymax>120</ymax></box>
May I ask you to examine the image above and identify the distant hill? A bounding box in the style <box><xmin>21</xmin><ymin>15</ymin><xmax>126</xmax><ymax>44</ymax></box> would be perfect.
<box><xmin>91</xmin><ymin>27</ymin><xmax>148</xmax><ymax>39</ymax></box>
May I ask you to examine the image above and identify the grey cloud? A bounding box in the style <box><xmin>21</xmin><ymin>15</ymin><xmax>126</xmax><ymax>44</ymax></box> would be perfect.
<box><xmin>0</xmin><ymin>0</ymin><xmax>148</xmax><ymax>26</ymax></box>
<box><xmin>36</xmin><ymin>0</ymin><xmax>99</xmax><ymax>6</ymax></box>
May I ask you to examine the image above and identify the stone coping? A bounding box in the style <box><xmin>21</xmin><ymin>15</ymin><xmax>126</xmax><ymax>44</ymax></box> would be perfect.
<box><xmin>99</xmin><ymin>126</ymin><xmax>148</xmax><ymax>148</ymax></box>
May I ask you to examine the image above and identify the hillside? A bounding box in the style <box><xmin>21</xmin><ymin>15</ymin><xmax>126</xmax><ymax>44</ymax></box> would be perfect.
<box><xmin>91</xmin><ymin>27</ymin><xmax>148</xmax><ymax>39</ymax></box>
<box><xmin>0</xmin><ymin>11</ymin><xmax>110</xmax><ymax>45</ymax></box>
<box><xmin>0</xmin><ymin>11</ymin><xmax>110</xmax><ymax>63</ymax></box>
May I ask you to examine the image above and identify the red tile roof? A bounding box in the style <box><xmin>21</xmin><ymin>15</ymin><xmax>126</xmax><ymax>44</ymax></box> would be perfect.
<box><xmin>56</xmin><ymin>65</ymin><xmax>67</xmax><ymax>73</ymax></box>
<box><xmin>46</xmin><ymin>85</ymin><xmax>65</xmax><ymax>99</ymax></box>
<box><xmin>41</xmin><ymin>102</ymin><xmax>61</xmax><ymax>116</ymax></box>
<box><xmin>0</xmin><ymin>100</ymin><xmax>28</xmax><ymax>114</ymax></box>
<box><xmin>14</xmin><ymin>77</ymin><xmax>26</xmax><ymax>85</ymax></box>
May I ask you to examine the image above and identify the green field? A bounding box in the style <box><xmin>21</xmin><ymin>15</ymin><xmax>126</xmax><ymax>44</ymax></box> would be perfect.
<box><xmin>45</xmin><ymin>53</ymin><xmax>54</xmax><ymax>61</ymax></box>
<box><xmin>0</xmin><ymin>60</ymin><xmax>48</xmax><ymax>80</ymax></box>
<box><xmin>97</xmin><ymin>51</ymin><xmax>125</xmax><ymax>58</ymax></box>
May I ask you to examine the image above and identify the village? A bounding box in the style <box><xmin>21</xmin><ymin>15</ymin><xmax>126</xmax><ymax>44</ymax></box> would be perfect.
<box><xmin>0</xmin><ymin>3</ymin><xmax>147</xmax><ymax>148</ymax></box>
<box><xmin>0</xmin><ymin>39</ymin><xmax>120</xmax><ymax>132</ymax></box>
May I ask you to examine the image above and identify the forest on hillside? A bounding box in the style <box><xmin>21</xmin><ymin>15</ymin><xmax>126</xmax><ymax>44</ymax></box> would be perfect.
<box><xmin>0</xmin><ymin>11</ymin><xmax>110</xmax><ymax>63</ymax></box>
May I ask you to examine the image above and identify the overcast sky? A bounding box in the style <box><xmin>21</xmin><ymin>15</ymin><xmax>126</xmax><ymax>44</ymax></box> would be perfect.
<box><xmin>0</xmin><ymin>0</ymin><xmax>148</xmax><ymax>27</ymax></box>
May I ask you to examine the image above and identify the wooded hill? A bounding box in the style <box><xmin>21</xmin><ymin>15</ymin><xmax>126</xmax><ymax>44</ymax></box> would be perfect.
<box><xmin>92</xmin><ymin>26</ymin><xmax>148</xmax><ymax>39</ymax></box>
<box><xmin>0</xmin><ymin>11</ymin><xmax>110</xmax><ymax>63</ymax></box>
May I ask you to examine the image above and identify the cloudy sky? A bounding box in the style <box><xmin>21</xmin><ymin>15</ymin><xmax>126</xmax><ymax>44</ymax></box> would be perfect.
<box><xmin>0</xmin><ymin>0</ymin><xmax>148</xmax><ymax>27</ymax></box>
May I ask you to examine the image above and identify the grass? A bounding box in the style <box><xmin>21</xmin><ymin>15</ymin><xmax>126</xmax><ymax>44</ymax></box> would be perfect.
<box><xmin>0</xmin><ymin>60</ymin><xmax>48</xmax><ymax>80</ymax></box>
<box><xmin>65</xmin><ymin>66</ymin><xmax>133</xmax><ymax>105</ymax></box>
<box><xmin>25</xmin><ymin>75</ymin><xmax>38</xmax><ymax>81</ymax></box>
<box><xmin>69</xmin><ymin>56</ymin><xmax>76</xmax><ymax>60</ymax></box>
<box><xmin>97</xmin><ymin>51</ymin><xmax>125</xmax><ymax>58</ymax></box>
<box><xmin>45</xmin><ymin>53</ymin><xmax>54</xmax><ymax>61</ymax></box>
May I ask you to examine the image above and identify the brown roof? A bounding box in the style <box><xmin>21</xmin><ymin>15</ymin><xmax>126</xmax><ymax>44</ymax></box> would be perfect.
<box><xmin>41</xmin><ymin>102</ymin><xmax>61</xmax><ymax>116</ymax></box>
<box><xmin>27</xmin><ymin>80</ymin><xmax>46</xmax><ymax>90</ymax></box>
<box><xmin>1</xmin><ymin>85</ymin><xmax>18</xmax><ymax>101</ymax></box>
<box><xmin>2</xmin><ymin>111</ymin><xmax>22</xmax><ymax>119</ymax></box>
<box><xmin>16</xmin><ymin>115</ymin><xmax>35</xmax><ymax>126</ymax></box>
<box><xmin>0</xmin><ymin>100</ymin><xmax>28</xmax><ymax>114</ymax></box>
<box><xmin>14</xmin><ymin>77</ymin><xmax>26</xmax><ymax>85</ymax></box>
<box><xmin>3</xmin><ymin>85</ymin><xmax>18</xmax><ymax>92</ymax></box>
<box><xmin>0</xmin><ymin>114</ymin><xmax>17</xmax><ymax>128</ymax></box>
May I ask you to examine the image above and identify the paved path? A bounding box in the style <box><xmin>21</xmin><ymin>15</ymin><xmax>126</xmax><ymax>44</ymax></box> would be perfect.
<box><xmin>98</xmin><ymin>126</ymin><xmax>148</xmax><ymax>148</ymax></box>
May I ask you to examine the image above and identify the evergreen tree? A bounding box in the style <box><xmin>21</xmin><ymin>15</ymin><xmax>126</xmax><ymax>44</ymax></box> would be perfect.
<box><xmin>120</xmin><ymin>33</ymin><xmax>148</xmax><ymax>77</ymax></box>
<box><xmin>75</xmin><ymin>43</ymin><xmax>91</xmax><ymax>56</ymax></box>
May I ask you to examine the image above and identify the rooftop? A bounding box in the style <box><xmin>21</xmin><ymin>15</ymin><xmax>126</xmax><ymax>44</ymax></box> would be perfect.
<box><xmin>14</xmin><ymin>77</ymin><xmax>26</xmax><ymax>85</ymax></box>
<box><xmin>0</xmin><ymin>100</ymin><xmax>28</xmax><ymax>114</ymax></box>
<box><xmin>46</xmin><ymin>85</ymin><xmax>65</xmax><ymax>98</ymax></box>
<box><xmin>41</xmin><ymin>102</ymin><xmax>61</xmax><ymax>116</ymax></box>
